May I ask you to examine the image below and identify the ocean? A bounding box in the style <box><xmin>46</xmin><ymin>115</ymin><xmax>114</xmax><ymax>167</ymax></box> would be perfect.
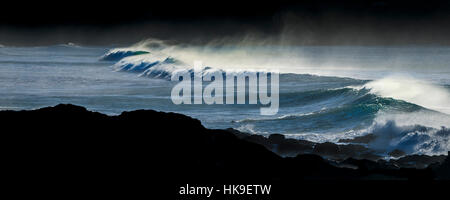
<box><xmin>1</xmin><ymin>40</ymin><xmax>449</xmax><ymax>157</ymax></box>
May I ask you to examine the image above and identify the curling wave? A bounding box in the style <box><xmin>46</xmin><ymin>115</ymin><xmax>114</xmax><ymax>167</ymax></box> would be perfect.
<box><xmin>233</xmin><ymin>84</ymin><xmax>449</xmax><ymax>156</ymax></box>
<box><xmin>102</xmin><ymin>39</ymin><xmax>450</xmax><ymax>156</ymax></box>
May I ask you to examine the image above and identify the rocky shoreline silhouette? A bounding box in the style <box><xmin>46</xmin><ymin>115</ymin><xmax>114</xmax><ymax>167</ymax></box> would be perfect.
<box><xmin>2</xmin><ymin>104</ymin><xmax>449</xmax><ymax>198</ymax></box>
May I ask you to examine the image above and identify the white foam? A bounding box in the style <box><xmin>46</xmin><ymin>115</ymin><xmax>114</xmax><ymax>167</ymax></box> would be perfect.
<box><xmin>364</xmin><ymin>76</ymin><xmax>450</xmax><ymax>114</ymax></box>
<box><xmin>366</xmin><ymin>117</ymin><xmax>450</xmax><ymax>156</ymax></box>
<box><xmin>374</xmin><ymin>110</ymin><xmax>450</xmax><ymax>129</ymax></box>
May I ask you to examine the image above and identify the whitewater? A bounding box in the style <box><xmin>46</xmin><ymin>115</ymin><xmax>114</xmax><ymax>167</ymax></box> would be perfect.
<box><xmin>1</xmin><ymin>40</ymin><xmax>449</xmax><ymax>157</ymax></box>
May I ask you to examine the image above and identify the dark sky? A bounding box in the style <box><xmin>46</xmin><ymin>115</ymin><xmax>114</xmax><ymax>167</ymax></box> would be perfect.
<box><xmin>3</xmin><ymin>0</ymin><xmax>450</xmax><ymax>46</ymax></box>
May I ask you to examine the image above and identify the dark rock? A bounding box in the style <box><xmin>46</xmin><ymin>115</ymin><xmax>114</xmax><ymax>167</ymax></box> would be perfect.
<box><xmin>229</xmin><ymin>129</ymin><xmax>393</xmax><ymax>163</ymax></box>
<box><xmin>392</xmin><ymin>154</ymin><xmax>447</xmax><ymax>169</ymax></box>
<box><xmin>338</xmin><ymin>134</ymin><xmax>377</xmax><ymax>144</ymax></box>
<box><xmin>313</xmin><ymin>142</ymin><xmax>340</xmax><ymax>156</ymax></box>
<box><xmin>268</xmin><ymin>134</ymin><xmax>285</xmax><ymax>143</ymax></box>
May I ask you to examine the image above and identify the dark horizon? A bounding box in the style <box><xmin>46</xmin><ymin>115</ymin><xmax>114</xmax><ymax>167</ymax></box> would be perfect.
<box><xmin>3</xmin><ymin>0</ymin><xmax>450</xmax><ymax>46</ymax></box>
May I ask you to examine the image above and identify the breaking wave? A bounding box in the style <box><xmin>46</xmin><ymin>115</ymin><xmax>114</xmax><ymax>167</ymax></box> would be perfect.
<box><xmin>365</xmin><ymin>119</ymin><xmax>450</xmax><ymax>156</ymax></box>
<box><xmin>101</xmin><ymin>39</ymin><xmax>450</xmax><ymax>156</ymax></box>
<box><xmin>363</xmin><ymin>76</ymin><xmax>450</xmax><ymax>114</ymax></box>
<box><xmin>101</xmin><ymin>49</ymin><xmax>149</xmax><ymax>61</ymax></box>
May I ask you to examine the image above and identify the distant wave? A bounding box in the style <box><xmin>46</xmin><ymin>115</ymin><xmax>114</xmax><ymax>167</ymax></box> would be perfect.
<box><xmin>101</xmin><ymin>39</ymin><xmax>361</xmax><ymax>80</ymax></box>
<box><xmin>105</xmin><ymin>49</ymin><xmax>368</xmax><ymax>85</ymax></box>
<box><xmin>64</xmin><ymin>42</ymin><xmax>80</xmax><ymax>47</ymax></box>
<box><xmin>100</xmin><ymin>39</ymin><xmax>169</xmax><ymax>61</ymax></box>
<box><xmin>49</xmin><ymin>43</ymin><xmax>83</xmax><ymax>48</ymax></box>
<box><xmin>102</xmin><ymin>39</ymin><xmax>367</xmax><ymax>81</ymax></box>
<box><xmin>101</xmin><ymin>49</ymin><xmax>149</xmax><ymax>61</ymax></box>
<box><xmin>109</xmin><ymin>50</ymin><xmax>277</xmax><ymax>79</ymax></box>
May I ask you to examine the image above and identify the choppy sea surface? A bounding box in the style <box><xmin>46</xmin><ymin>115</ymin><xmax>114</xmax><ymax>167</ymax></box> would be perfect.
<box><xmin>1</xmin><ymin>42</ymin><xmax>449</xmax><ymax>157</ymax></box>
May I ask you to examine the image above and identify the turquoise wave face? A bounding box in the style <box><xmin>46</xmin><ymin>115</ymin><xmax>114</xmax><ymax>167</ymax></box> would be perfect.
<box><xmin>234</xmin><ymin>86</ymin><xmax>426</xmax><ymax>134</ymax></box>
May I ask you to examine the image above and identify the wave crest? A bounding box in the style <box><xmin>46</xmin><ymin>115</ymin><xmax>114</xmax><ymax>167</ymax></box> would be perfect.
<box><xmin>364</xmin><ymin>76</ymin><xmax>450</xmax><ymax>114</ymax></box>
<box><xmin>101</xmin><ymin>49</ymin><xmax>149</xmax><ymax>61</ymax></box>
